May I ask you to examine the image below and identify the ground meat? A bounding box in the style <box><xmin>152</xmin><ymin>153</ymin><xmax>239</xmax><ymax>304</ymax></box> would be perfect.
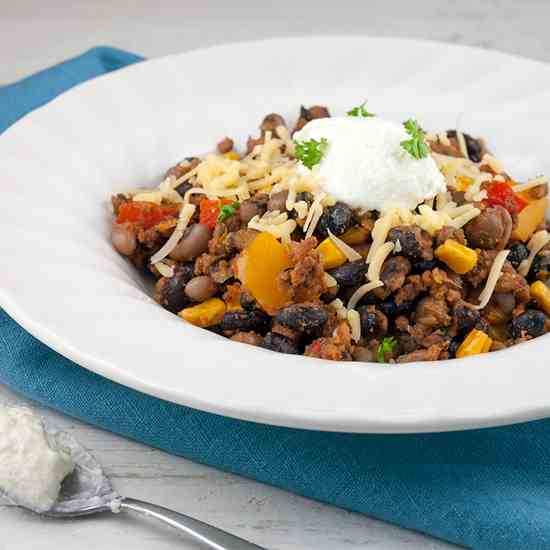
<box><xmin>396</xmin><ymin>341</ymin><xmax>448</xmax><ymax>363</ymax></box>
<box><xmin>293</xmin><ymin>105</ymin><xmax>330</xmax><ymax>133</ymax></box>
<box><xmin>226</xmin><ymin>229</ymin><xmax>259</xmax><ymax>252</ymax></box>
<box><xmin>429</xmin><ymin>136</ymin><xmax>463</xmax><ymax>158</ymax></box>
<box><xmin>495</xmin><ymin>263</ymin><xmax>530</xmax><ymax>303</ymax></box>
<box><xmin>278</xmin><ymin>238</ymin><xmax>326</xmax><ymax>303</ymax></box>
<box><xmin>271</xmin><ymin>322</ymin><xmax>302</xmax><ymax>342</ymax></box>
<box><xmin>464</xmin><ymin>206</ymin><xmax>512</xmax><ymax>250</ymax></box>
<box><xmin>435</xmin><ymin>226</ymin><xmax>467</xmax><ymax>247</ymax></box>
<box><xmin>422</xmin><ymin>268</ymin><xmax>464</xmax><ymax>303</ymax></box>
<box><xmin>388</xmin><ymin>225</ymin><xmax>434</xmax><ymax>260</ymax></box>
<box><xmin>230</xmin><ymin>331</ymin><xmax>263</xmax><ymax>347</ymax></box>
<box><xmin>217</xmin><ymin>137</ymin><xmax>234</xmax><ymax>154</ymax></box>
<box><xmin>394</xmin><ymin>274</ymin><xmax>425</xmax><ymax>306</ymax></box>
<box><xmin>414</xmin><ymin>296</ymin><xmax>451</xmax><ymax>328</ymax></box>
<box><xmin>210</xmin><ymin>260</ymin><xmax>233</xmax><ymax>284</ymax></box>
<box><xmin>208</xmin><ymin>224</ymin><xmax>230</xmax><ymax>256</ymax></box>
<box><xmin>304</xmin><ymin>321</ymin><xmax>353</xmax><ymax>361</ymax></box>
<box><xmin>356</xmin><ymin>211</ymin><xmax>376</xmax><ymax>238</ymax></box>
<box><xmin>194</xmin><ymin>253</ymin><xmax>219</xmax><ymax>276</ymax></box>
<box><xmin>466</xmin><ymin>250</ymin><xmax>498</xmax><ymax>288</ymax></box>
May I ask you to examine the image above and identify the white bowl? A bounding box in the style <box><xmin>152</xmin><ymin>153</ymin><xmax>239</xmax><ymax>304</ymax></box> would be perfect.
<box><xmin>2</xmin><ymin>37</ymin><xmax>550</xmax><ymax>433</ymax></box>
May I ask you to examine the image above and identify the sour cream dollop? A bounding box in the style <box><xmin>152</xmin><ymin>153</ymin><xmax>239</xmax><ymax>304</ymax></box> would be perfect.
<box><xmin>294</xmin><ymin>116</ymin><xmax>446</xmax><ymax>211</ymax></box>
<box><xmin>0</xmin><ymin>406</ymin><xmax>75</xmax><ymax>512</ymax></box>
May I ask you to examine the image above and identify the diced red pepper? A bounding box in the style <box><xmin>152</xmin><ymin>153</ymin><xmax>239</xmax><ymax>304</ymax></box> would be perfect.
<box><xmin>485</xmin><ymin>181</ymin><xmax>527</xmax><ymax>215</ymax></box>
<box><xmin>116</xmin><ymin>201</ymin><xmax>179</xmax><ymax>230</ymax></box>
<box><xmin>199</xmin><ymin>198</ymin><xmax>234</xmax><ymax>229</ymax></box>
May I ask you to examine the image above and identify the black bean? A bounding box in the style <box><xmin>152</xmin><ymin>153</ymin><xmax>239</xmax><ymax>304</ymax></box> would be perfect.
<box><xmin>175</xmin><ymin>181</ymin><xmax>192</xmax><ymax>198</ymax></box>
<box><xmin>275</xmin><ymin>305</ymin><xmax>328</xmax><ymax>334</ymax></box>
<box><xmin>448</xmin><ymin>338</ymin><xmax>461</xmax><ymax>358</ymax></box>
<box><xmin>379</xmin><ymin>300</ymin><xmax>414</xmax><ymax>318</ymax></box>
<box><xmin>261</xmin><ymin>332</ymin><xmax>300</xmax><ymax>354</ymax></box>
<box><xmin>357</xmin><ymin>307</ymin><xmax>378</xmax><ymax>336</ymax></box>
<box><xmin>154</xmin><ymin>262</ymin><xmax>194</xmax><ymax>313</ymax></box>
<box><xmin>447</xmin><ymin>131</ymin><xmax>484</xmax><ymax>163</ymax></box>
<box><xmin>317</xmin><ymin>202</ymin><xmax>354</xmax><ymax>236</ymax></box>
<box><xmin>510</xmin><ymin>310</ymin><xmax>547</xmax><ymax>339</ymax></box>
<box><xmin>507</xmin><ymin>243</ymin><xmax>530</xmax><ymax>270</ymax></box>
<box><xmin>453</xmin><ymin>303</ymin><xmax>481</xmax><ymax>333</ymax></box>
<box><xmin>410</xmin><ymin>259</ymin><xmax>442</xmax><ymax>274</ymax></box>
<box><xmin>221</xmin><ymin>310</ymin><xmax>270</xmax><ymax>332</ymax></box>
<box><xmin>531</xmin><ymin>254</ymin><xmax>550</xmax><ymax>282</ymax></box>
<box><xmin>240</xmin><ymin>291</ymin><xmax>258</xmax><ymax>311</ymax></box>
<box><xmin>328</xmin><ymin>260</ymin><xmax>368</xmax><ymax>287</ymax></box>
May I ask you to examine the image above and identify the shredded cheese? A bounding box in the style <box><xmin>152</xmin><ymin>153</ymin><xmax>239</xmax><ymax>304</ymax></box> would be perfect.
<box><xmin>154</xmin><ymin>261</ymin><xmax>175</xmax><ymax>278</ymax></box>
<box><xmin>248</xmin><ymin>212</ymin><xmax>297</xmax><ymax>242</ymax></box>
<box><xmin>456</xmin><ymin>130</ymin><xmax>468</xmax><ymax>159</ymax></box>
<box><xmin>328</xmin><ymin>230</ymin><xmax>362</xmax><ymax>262</ymax></box>
<box><xmin>324</xmin><ymin>272</ymin><xmax>338</xmax><ymax>288</ymax></box>
<box><xmin>471</xmin><ymin>250</ymin><xmax>510</xmax><ymax>310</ymax></box>
<box><xmin>367</xmin><ymin>210</ymin><xmax>396</xmax><ymax>263</ymax></box>
<box><xmin>347</xmin><ymin>280</ymin><xmax>384</xmax><ymax>310</ymax></box>
<box><xmin>367</xmin><ymin>242</ymin><xmax>395</xmax><ymax>282</ymax></box>
<box><xmin>150</xmin><ymin>203</ymin><xmax>196</xmax><ymax>264</ymax></box>
<box><xmin>133</xmin><ymin>191</ymin><xmax>163</xmax><ymax>204</ymax></box>
<box><xmin>347</xmin><ymin>309</ymin><xmax>361</xmax><ymax>342</ymax></box>
<box><xmin>481</xmin><ymin>154</ymin><xmax>503</xmax><ymax>174</ymax></box>
<box><xmin>518</xmin><ymin>230</ymin><xmax>550</xmax><ymax>277</ymax></box>
<box><xmin>330</xmin><ymin>299</ymin><xmax>348</xmax><ymax>320</ymax></box>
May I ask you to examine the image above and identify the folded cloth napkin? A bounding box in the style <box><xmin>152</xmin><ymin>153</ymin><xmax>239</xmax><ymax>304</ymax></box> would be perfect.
<box><xmin>2</xmin><ymin>47</ymin><xmax>550</xmax><ymax>550</ymax></box>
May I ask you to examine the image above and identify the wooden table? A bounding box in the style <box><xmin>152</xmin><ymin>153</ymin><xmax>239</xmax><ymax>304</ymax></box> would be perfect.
<box><xmin>1</xmin><ymin>1</ymin><xmax>549</xmax><ymax>548</ymax></box>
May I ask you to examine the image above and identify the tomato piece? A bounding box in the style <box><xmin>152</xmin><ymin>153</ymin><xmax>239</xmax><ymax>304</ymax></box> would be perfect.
<box><xmin>116</xmin><ymin>202</ymin><xmax>179</xmax><ymax>229</ymax></box>
<box><xmin>199</xmin><ymin>198</ymin><xmax>234</xmax><ymax>229</ymax></box>
<box><xmin>485</xmin><ymin>181</ymin><xmax>527</xmax><ymax>215</ymax></box>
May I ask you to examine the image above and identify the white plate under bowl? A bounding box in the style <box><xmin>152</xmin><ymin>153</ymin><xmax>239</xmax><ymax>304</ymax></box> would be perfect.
<box><xmin>2</xmin><ymin>37</ymin><xmax>550</xmax><ymax>433</ymax></box>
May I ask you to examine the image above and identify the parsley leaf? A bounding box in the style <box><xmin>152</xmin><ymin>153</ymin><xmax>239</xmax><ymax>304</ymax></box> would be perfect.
<box><xmin>347</xmin><ymin>101</ymin><xmax>375</xmax><ymax>118</ymax></box>
<box><xmin>400</xmin><ymin>119</ymin><xmax>430</xmax><ymax>160</ymax></box>
<box><xmin>377</xmin><ymin>337</ymin><xmax>397</xmax><ymax>363</ymax></box>
<box><xmin>217</xmin><ymin>201</ymin><xmax>240</xmax><ymax>222</ymax></box>
<box><xmin>293</xmin><ymin>138</ymin><xmax>329</xmax><ymax>170</ymax></box>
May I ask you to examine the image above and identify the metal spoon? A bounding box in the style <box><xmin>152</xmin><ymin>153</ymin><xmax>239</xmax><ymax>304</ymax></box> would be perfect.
<box><xmin>4</xmin><ymin>423</ymin><xmax>267</xmax><ymax>550</ymax></box>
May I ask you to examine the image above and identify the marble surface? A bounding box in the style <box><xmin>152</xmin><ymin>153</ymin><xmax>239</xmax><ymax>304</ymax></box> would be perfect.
<box><xmin>1</xmin><ymin>1</ymin><xmax>549</xmax><ymax>548</ymax></box>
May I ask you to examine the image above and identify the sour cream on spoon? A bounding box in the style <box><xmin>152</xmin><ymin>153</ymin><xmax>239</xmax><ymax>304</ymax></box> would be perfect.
<box><xmin>293</xmin><ymin>116</ymin><xmax>446</xmax><ymax>211</ymax></box>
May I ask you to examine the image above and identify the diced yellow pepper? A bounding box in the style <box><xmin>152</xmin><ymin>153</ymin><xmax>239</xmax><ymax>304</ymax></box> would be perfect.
<box><xmin>530</xmin><ymin>281</ymin><xmax>550</xmax><ymax>316</ymax></box>
<box><xmin>316</xmin><ymin>237</ymin><xmax>347</xmax><ymax>269</ymax></box>
<box><xmin>435</xmin><ymin>239</ymin><xmax>478</xmax><ymax>275</ymax></box>
<box><xmin>178</xmin><ymin>298</ymin><xmax>226</xmax><ymax>328</ymax></box>
<box><xmin>223</xmin><ymin>151</ymin><xmax>240</xmax><ymax>161</ymax></box>
<box><xmin>341</xmin><ymin>226</ymin><xmax>369</xmax><ymax>245</ymax></box>
<box><xmin>511</xmin><ymin>197</ymin><xmax>548</xmax><ymax>242</ymax></box>
<box><xmin>456</xmin><ymin>329</ymin><xmax>493</xmax><ymax>358</ymax></box>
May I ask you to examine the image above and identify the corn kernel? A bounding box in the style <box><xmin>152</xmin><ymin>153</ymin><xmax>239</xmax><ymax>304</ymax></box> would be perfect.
<box><xmin>223</xmin><ymin>151</ymin><xmax>240</xmax><ymax>161</ymax></box>
<box><xmin>456</xmin><ymin>176</ymin><xmax>473</xmax><ymax>192</ymax></box>
<box><xmin>435</xmin><ymin>239</ymin><xmax>478</xmax><ymax>274</ymax></box>
<box><xmin>178</xmin><ymin>298</ymin><xmax>226</xmax><ymax>328</ymax></box>
<box><xmin>456</xmin><ymin>329</ymin><xmax>493</xmax><ymax>358</ymax></box>
<box><xmin>530</xmin><ymin>281</ymin><xmax>550</xmax><ymax>316</ymax></box>
<box><xmin>316</xmin><ymin>237</ymin><xmax>347</xmax><ymax>269</ymax></box>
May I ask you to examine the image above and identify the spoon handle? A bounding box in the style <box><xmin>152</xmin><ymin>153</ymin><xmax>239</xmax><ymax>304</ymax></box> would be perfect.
<box><xmin>119</xmin><ymin>497</ymin><xmax>267</xmax><ymax>550</ymax></box>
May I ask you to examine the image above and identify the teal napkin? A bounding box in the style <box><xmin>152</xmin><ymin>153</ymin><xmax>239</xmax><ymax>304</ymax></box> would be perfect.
<box><xmin>2</xmin><ymin>47</ymin><xmax>550</xmax><ymax>550</ymax></box>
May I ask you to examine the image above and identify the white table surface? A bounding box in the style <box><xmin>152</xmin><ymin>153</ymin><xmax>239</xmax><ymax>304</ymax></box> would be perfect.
<box><xmin>1</xmin><ymin>1</ymin><xmax>549</xmax><ymax>548</ymax></box>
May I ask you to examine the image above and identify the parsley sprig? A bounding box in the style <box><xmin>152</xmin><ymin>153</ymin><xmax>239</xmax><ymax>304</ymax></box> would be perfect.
<box><xmin>347</xmin><ymin>101</ymin><xmax>375</xmax><ymax>118</ymax></box>
<box><xmin>377</xmin><ymin>337</ymin><xmax>397</xmax><ymax>363</ymax></box>
<box><xmin>217</xmin><ymin>201</ymin><xmax>240</xmax><ymax>222</ymax></box>
<box><xmin>400</xmin><ymin>119</ymin><xmax>430</xmax><ymax>160</ymax></box>
<box><xmin>293</xmin><ymin>138</ymin><xmax>329</xmax><ymax>170</ymax></box>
